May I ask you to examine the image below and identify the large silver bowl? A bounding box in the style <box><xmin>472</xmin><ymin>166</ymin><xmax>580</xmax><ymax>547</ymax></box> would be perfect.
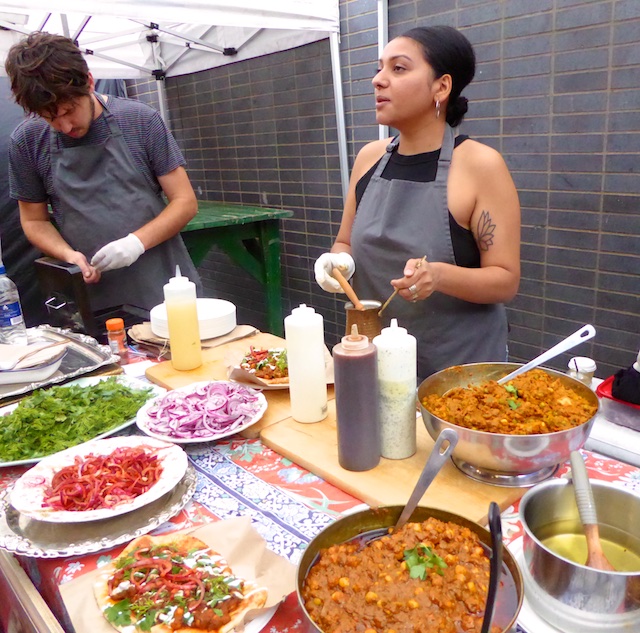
<box><xmin>418</xmin><ymin>363</ymin><xmax>599</xmax><ymax>487</ymax></box>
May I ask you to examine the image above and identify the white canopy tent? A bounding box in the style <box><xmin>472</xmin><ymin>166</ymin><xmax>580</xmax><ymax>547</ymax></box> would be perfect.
<box><xmin>0</xmin><ymin>0</ymin><xmax>349</xmax><ymax>197</ymax></box>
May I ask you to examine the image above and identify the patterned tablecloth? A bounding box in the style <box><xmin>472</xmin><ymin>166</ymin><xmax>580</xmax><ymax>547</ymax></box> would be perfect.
<box><xmin>2</xmin><ymin>437</ymin><xmax>639</xmax><ymax>633</ymax></box>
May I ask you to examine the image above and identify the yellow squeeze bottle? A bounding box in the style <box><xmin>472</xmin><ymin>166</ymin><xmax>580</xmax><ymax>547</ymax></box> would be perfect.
<box><xmin>163</xmin><ymin>265</ymin><xmax>202</xmax><ymax>370</ymax></box>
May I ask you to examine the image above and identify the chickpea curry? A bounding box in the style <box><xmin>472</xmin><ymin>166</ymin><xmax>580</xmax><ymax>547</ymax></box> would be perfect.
<box><xmin>422</xmin><ymin>369</ymin><xmax>597</xmax><ymax>435</ymax></box>
<box><xmin>302</xmin><ymin>517</ymin><xmax>498</xmax><ymax>633</ymax></box>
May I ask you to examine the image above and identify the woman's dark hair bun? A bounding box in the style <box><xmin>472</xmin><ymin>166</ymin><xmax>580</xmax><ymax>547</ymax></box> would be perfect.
<box><xmin>446</xmin><ymin>95</ymin><xmax>469</xmax><ymax>128</ymax></box>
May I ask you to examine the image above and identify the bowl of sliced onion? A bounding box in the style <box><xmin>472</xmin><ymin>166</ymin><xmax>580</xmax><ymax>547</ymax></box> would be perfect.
<box><xmin>136</xmin><ymin>380</ymin><xmax>267</xmax><ymax>443</ymax></box>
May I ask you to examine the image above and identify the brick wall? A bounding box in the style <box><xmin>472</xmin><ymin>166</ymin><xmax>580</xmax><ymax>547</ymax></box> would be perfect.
<box><xmin>129</xmin><ymin>0</ymin><xmax>640</xmax><ymax>378</ymax></box>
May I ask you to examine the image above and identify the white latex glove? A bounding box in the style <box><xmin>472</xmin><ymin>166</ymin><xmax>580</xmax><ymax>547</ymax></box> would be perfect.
<box><xmin>90</xmin><ymin>233</ymin><xmax>145</xmax><ymax>272</ymax></box>
<box><xmin>314</xmin><ymin>252</ymin><xmax>355</xmax><ymax>293</ymax></box>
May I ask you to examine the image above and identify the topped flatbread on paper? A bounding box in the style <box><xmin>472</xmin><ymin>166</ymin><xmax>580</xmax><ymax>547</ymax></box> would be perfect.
<box><xmin>94</xmin><ymin>534</ymin><xmax>268</xmax><ymax>633</ymax></box>
<box><xmin>239</xmin><ymin>347</ymin><xmax>289</xmax><ymax>385</ymax></box>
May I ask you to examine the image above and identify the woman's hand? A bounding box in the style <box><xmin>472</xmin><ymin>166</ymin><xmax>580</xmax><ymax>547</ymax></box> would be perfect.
<box><xmin>391</xmin><ymin>256</ymin><xmax>434</xmax><ymax>302</ymax></box>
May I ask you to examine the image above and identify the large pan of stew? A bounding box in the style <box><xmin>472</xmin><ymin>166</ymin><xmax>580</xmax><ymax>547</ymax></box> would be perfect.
<box><xmin>297</xmin><ymin>505</ymin><xmax>523</xmax><ymax>633</ymax></box>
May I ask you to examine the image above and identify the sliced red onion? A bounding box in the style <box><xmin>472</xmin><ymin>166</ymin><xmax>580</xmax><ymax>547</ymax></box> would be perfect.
<box><xmin>144</xmin><ymin>382</ymin><xmax>264</xmax><ymax>439</ymax></box>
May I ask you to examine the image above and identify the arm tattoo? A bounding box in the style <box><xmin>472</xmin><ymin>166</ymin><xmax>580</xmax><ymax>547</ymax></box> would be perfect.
<box><xmin>476</xmin><ymin>210</ymin><xmax>496</xmax><ymax>252</ymax></box>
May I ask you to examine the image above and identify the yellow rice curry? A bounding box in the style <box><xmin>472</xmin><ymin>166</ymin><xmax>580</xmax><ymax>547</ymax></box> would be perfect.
<box><xmin>422</xmin><ymin>368</ymin><xmax>597</xmax><ymax>435</ymax></box>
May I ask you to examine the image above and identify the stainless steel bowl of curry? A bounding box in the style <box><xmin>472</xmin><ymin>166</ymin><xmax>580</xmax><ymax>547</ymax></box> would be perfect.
<box><xmin>297</xmin><ymin>505</ymin><xmax>523</xmax><ymax>633</ymax></box>
<box><xmin>418</xmin><ymin>363</ymin><xmax>599</xmax><ymax>487</ymax></box>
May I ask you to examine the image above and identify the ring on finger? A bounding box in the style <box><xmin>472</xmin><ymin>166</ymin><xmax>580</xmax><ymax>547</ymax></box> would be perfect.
<box><xmin>409</xmin><ymin>284</ymin><xmax>418</xmax><ymax>295</ymax></box>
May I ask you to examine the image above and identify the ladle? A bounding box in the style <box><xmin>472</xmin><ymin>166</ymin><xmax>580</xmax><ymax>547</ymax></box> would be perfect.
<box><xmin>332</xmin><ymin>267</ymin><xmax>364</xmax><ymax>310</ymax></box>
<box><xmin>569</xmin><ymin>450</ymin><xmax>615</xmax><ymax>571</ymax></box>
<box><xmin>350</xmin><ymin>428</ymin><xmax>459</xmax><ymax>548</ymax></box>
<box><xmin>497</xmin><ymin>324</ymin><xmax>596</xmax><ymax>385</ymax></box>
<box><xmin>394</xmin><ymin>427</ymin><xmax>458</xmax><ymax>531</ymax></box>
<box><xmin>481</xmin><ymin>501</ymin><xmax>503</xmax><ymax>633</ymax></box>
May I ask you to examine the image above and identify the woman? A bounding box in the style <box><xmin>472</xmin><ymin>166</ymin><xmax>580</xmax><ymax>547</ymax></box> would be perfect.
<box><xmin>314</xmin><ymin>25</ymin><xmax>520</xmax><ymax>379</ymax></box>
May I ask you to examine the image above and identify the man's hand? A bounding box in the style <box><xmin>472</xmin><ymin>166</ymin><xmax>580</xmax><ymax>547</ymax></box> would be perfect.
<box><xmin>91</xmin><ymin>234</ymin><xmax>145</xmax><ymax>272</ymax></box>
<box><xmin>314</xmin><ymin>252</ymin><xmax>355</xmax><ymax>293</ymax></box>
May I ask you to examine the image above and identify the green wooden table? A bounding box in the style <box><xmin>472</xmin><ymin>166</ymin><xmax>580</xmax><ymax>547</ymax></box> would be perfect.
<box><xmin>181</xmin><ymin>201</ymin><xmax>293</xmax><ymax>336</ymax></box>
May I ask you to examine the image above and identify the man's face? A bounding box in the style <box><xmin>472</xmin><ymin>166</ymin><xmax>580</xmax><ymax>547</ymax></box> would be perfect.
<box><xmin>40</xmin><ymin>94</ymin><xmax>96</xmax><ymax>138</ymax></box>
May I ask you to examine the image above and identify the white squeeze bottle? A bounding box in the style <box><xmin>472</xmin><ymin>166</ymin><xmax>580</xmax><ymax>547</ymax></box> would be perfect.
<box><xmin>163</xmin><ymin>265</ymin><xmax>202</xmax><ymax>371</ymax></box>
<box><xmin>373</xmin><ymin>318</ymin><xmax>417</xmax><ymax>459</ymax></box>
<box><xmin>284</xmin><ymin>304</ymin><xmax>328</xmax><ymax>423</ymax></box>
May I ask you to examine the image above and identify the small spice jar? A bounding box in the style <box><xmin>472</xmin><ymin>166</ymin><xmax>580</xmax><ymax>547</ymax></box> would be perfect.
<box><xmin>106</xmin><ymin>317</ymin><xmax>128</xmax><ymax>355</ymax></box>
<box><xmin>567</xmin><ymin>356</ymin><xmax>597</xmax><ymax>387</ymax></box>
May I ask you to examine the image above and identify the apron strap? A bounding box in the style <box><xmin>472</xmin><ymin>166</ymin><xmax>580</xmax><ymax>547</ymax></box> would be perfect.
<box><xmin>435</xmin><ymin>124</ymin><xmax>455</xmax><ymax>185</ymax></box>
<box><xmin>372</xmin><ymin>136</ymin><xmax>398</xmax><ymax>179</ymax></box>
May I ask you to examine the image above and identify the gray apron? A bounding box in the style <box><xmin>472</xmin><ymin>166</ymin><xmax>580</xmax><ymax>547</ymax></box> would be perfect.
<box><xmin>49</xmin><ymin>94</ymin><xmax>200</xmax><ymax>311</ymax></box>
<box><xmin>351</xmin><ymin>124</ymin><xmax>508</xmax><ymax>379</ymax></box>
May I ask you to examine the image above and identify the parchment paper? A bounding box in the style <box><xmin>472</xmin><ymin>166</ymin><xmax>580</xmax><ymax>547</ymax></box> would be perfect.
<box><xmin>60</xmin><ymin>517</ymin><xmax>297</xmax><ymax>632</ymax></box>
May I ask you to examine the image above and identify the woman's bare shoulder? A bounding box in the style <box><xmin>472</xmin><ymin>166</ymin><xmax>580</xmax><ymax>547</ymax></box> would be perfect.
<box><xmin>455</xmin><ymin>138</ymin><xmax>509</xmax><ymax>173</ymax></box>
<box><xmin>352</xmin><ymin>138</ymin><xmax>391</xmax><ymax>178</ymax></box>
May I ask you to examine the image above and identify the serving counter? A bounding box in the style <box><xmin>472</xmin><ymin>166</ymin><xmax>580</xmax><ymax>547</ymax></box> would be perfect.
<box><xmin>1</xmin><ymin>331</ymin><xmax>639</xmax><ymax>633</ymax></box>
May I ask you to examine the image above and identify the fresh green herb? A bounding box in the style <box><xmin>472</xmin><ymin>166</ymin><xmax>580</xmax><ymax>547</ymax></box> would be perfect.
<box><xmin>104</xmin><ymin>599</ymin><xmax>133</xmax><ymax>627</ymax></box>
<box><xmin>0</xmin><ymin>378</ymin><xmax>153</xmax><ymax>462</ymax></box>
<box><xmin>275</xmin><ymin>349</ymin><xmax>287</xmax><ymax>372</ymax></box>
<box><xmin>403</xmin><ymin>543</ymin><xmax>448</xmax><ymax>579</ymax></box>
<box><xmin>507</xmin><ymin>398</ymin><xmax>520</xmax><ymax>410</ymax></box>
<box><xmin>504</xmin><ymin>384</ymin><xmax>518</xmax><ymax>397</ymax></box>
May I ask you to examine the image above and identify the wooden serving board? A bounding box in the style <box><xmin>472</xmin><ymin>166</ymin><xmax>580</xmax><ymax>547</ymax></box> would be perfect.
<box><xmin>144</xmin><ymin>332</ymin><xmax>295</xmax><ymax>438</ymax></box>
<box><xmin>261</xmin><ymin>400</ymin><xmax>525</xmax><ymax>524</ymax></box>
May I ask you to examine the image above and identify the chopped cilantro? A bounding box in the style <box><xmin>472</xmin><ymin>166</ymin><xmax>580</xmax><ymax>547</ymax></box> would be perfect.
<box><xmin>403</xmin><ymin>544</ymin><xmax>448</xmax><ymax>579</ymax></box>
<box><xmin>0</xmin><ymin>378</ymin><xmax>153</xmax><ymax>462</ymax></box>
<box><xmin>104</xmin><ymin>599</ymin><xmax>133</xmax><ymax>627</ymax></box>
<box><xmin>507</xmin><ymin>398</ymin><xmax>520</xmax><ymax>410</ymax></box>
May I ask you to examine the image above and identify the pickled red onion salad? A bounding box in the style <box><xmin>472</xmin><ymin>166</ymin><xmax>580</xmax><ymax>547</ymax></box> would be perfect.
<box><xmin>42</xmin><ymin>445</ymin><xmax>163</xmax><ymax>512</ymax></box>
<box><xmin>143</xmin><ymin>381</ymin><xmax>265</xmax><ymax>439</ymax></box>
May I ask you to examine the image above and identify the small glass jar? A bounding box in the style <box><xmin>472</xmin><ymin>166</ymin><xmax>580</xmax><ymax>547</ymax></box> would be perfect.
<box><xmin>567</xmin><ymin>356</ymin><xmax>596</xmax><ymax>387</ymax></box>
<box><xmin>106</xmin><ymin>317</ymin><xmax>128</xmax><ymax>355</ymax></box>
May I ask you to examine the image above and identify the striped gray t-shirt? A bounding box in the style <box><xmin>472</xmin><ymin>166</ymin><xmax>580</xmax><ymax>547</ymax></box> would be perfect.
<box><xmin>8</xmin><ymin>96</ymin><xmax>186</xmax><ymax>222</ymax></box>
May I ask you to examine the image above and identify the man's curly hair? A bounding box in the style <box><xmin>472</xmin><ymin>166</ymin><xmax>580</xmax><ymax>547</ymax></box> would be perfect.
<box><xmin>5</xmin><ymin>31</ymin><xmax>91</xmax><ymax>117</ymax></box>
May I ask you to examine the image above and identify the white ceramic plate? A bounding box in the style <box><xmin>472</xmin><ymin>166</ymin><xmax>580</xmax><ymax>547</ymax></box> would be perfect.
<box><xmin>10</xmin><ymin>436</ymin><xmax>188</xmax><ymax>523</ymax></box>
<box><xmin>0</xmin><ymin>375</ymin><xmax>166</xmax><ymax>468</ymax></box>
<box><xmin>136</xmin><ymin>380</ymin><xmax>267</xmax><ymax>444</ymax></box>
<box><xmin>150</xmin><ymin>298</ymin><xmax>237</xmax><ymax>340</ymax></box>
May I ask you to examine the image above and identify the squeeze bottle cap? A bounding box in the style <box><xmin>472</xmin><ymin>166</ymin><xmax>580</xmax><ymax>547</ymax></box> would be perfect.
<box><xmin>379</xmin><ymin>318</ymin><xmax>408</xmax><ymax>337</ymax></box>
<box><xmin>633</xmin><ymin>349</ymin><xmax>640</xmax><ymax>373</ymax></box>
<box><xmin>291</xmin><ymin>303</ymin><xmax>315</xmax><ymax>316</ymax></box>
<box><xmin>341</xmin><ymin>324</ymin><xmax>369</xmax><ymax>350</ymax></box>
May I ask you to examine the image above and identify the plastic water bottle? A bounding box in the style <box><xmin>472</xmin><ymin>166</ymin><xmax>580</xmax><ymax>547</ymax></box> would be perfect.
<box><xmin>0</xmin><ymin>264</ymin><xmax>28</xmax><ymax>345</ymax></box>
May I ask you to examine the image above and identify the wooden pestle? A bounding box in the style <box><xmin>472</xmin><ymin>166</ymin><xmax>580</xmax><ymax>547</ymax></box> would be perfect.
<box><xmin>332</xmin><ymin>268</ymin><xmax>365</xmax><ymax>310</ymax></box>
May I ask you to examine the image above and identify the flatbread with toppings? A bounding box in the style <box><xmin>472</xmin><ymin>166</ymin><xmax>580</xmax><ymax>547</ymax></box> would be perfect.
<box><xmin>239</xmin><ymin>347</ymin><xmax>289</xmax><ymax>385</ymax></box>
<box><xmin>94</xmin><ymin>534</ymin><xmax>268</xmax><ymax>633</ymax></box>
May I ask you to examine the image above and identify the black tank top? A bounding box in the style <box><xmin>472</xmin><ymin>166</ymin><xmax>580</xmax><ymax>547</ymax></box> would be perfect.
<box><xmin>355</xmin><ymin>135</ymin><xmax>480</xmax><ymax>268</ymax></box>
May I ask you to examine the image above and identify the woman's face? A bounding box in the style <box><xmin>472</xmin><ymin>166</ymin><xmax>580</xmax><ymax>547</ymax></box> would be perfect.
<box><xmin>372</xmin><ymin>37</ymin><xmax>438</xmax><ymax>128</ymax></box>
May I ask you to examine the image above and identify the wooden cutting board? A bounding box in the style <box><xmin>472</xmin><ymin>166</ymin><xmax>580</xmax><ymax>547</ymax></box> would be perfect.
<box><xmin>144</xmin><ymin>332</ymin><xmax>295</xmax><ymax>438</ymax></box>
<box><xmin>261</xmin><ymin>400</ymin><xmax>526</xmax><ymax>524</ymax></box>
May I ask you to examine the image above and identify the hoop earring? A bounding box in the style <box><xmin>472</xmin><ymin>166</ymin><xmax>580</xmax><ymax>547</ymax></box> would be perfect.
<box><xmin>435</xmin><ymin>99</ymin><xmax>441</xmax><ymax>119</ymax></box>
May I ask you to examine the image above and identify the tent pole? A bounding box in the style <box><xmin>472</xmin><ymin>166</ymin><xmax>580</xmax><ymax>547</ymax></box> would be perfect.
<box><xmin>330</xmin><ymin>32</ymin><xmax>349</xmax><ymax>203</ymax></box>
<box><xmin>378</xmin><ymin>0</ymin><xmax>389</xmax><ymax>140</ymax></box>
<box><xmin>155</xmin><ymin>77</ymin><xmax>168</xmax><ymax>124</ymax></box>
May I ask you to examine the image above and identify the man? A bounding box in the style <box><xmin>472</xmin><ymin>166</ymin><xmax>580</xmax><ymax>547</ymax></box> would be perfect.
<box><xmin>5</xmin><ymin>32</ymin><xmax>201</xmax><ymax>312</ymax></box>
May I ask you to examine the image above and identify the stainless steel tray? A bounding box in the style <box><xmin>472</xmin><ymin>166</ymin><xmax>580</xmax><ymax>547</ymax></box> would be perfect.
<box><xmin>0</xmin><ymin>325</ymin><xmax>118</xmax><ymax>402</ymax></box>
<box><xmin>0</xmin><ymin>465</ymin><xmax>197</xmax><ymax>558</ymax></box>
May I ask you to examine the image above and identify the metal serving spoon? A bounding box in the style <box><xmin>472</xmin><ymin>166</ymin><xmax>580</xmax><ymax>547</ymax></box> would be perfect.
<box><xmin>481</xmin><ymin>501</ymin><xmax>503</xmax><ymax>633</ymax></box>
<box><xmin>350</xmin><ymin>428</ymin><xmax>458</xmax><ymax>547</ymax></box>
<box><xmin>393</xmin><ymin>427</ymin><xmax>459</xmax><ymax>532</ymax></box>
<box><xmin>497</xmin><ymin>324</ymin><xmax>596</xmax><ymax>385</ymax></box>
